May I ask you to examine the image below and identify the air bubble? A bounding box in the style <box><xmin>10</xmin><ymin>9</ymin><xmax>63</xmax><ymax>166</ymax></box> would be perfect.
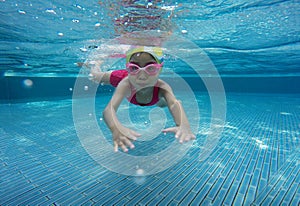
<box><xmin>72</xmin><ymin>19</ymin><xmax>80</xmax><ymax>23</ymax></box>
<box><xmin>57</xmin><ymin>32</ymin><xmax>64</xmax><ymax>37</ymax></box>
<box><xmin>181</xmin><ymin>30</ymin><xmax>188</xmax><ymax>34</ymax></box>
<box><xmin>136</xmin><ymin>168</ymin><xmax>144</xmax><ymax>176</ymax></box>
<box><xmin>80</xmin><ymin>48</ymin><xmax>88</xmax><ymax>52</ymax></box>
<box><xmin>18</xmin><ymin>10</ymin><xmax>26</xmax><ymax>14</ymax></box>
<box><xmin>23</xmin><ymin>79</ymin><xmax>33</xmax><ymax>88</ymax></box>
<box><xmin>45</xmin><ymin>9</ymin><xmax>56</xmax><ymax>14</ymax></box>
<box><xmin>69</xmin><ymin>88</ymin><xmax>73</xmax><ymax>91</ymax></box>
<box><xmin>84</xmin><ymin>85</ymin><xmax>88</xmax><ymax>91</ymax></box>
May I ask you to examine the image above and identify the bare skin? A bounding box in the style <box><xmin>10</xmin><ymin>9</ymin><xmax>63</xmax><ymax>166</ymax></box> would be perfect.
<box><xmin>90</xmin><ymin>52</ymin><xmax>196</xmax><ymax>152</ymax></box>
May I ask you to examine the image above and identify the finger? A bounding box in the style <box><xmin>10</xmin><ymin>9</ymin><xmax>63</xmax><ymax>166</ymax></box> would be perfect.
<box><xmin>183</xmin><ymin>134</ymin><xmax>196</xmax><ymax>142</ymax></box>
<box><xmin>124</xmin><ymin>129</ymin><xmax>141</xmax><ymax>141</ymax></box>
<box><xmin>113</xmin><ymin>141</ymin><xmax>119</xmax><ymax>152</ymax></box>
<box><xmin>130</xmin><ymin>130</ymin><xmax>141</xmax><ymax>138</ymax></box>
<box><xmin>186</xmin><ymin>134</ymin><xmax>196</xmax><ymax>141</ymax></box>
<box><xmin>162</xmin><ymin>127</ymin><xmax>177</xmax><ymax>133</ymax></box>
<box><xmin>119</xmin><ymin>142</ymin><xmax>128</xmax><ymax>153</ymax></box>
<box><xmin>175</xmin><ymin>130</ymin><xmax>182</xmax><ymax>139</ymax></box>
<box><xmin>123</xmin><ymin>137</ymin><xmax>135</xmax><ymax>149</ymax></box>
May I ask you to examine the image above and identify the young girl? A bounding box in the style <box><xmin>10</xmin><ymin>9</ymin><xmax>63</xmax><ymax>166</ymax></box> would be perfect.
<box><xmin>89</xmin><ymin>46</ymin><xmax>195</xmax><ymax>152</ymax></box>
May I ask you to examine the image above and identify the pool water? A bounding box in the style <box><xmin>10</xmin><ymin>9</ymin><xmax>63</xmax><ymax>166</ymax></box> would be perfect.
<box><xmin>1</xmin><ymin>92</ymin><xmax>299</xmax><ymax>205</ymax></box>
<box><xmin>1</xmin><ymin>0</ymin><xmax>300</xmax><ymax>205</ymax></box>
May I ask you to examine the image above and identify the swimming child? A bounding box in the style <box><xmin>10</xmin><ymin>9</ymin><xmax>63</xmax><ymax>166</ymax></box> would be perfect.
<box><xmin>89</xmin><ymin>46</ymin><xmax>196</xmax><ymax>152</ymax></box>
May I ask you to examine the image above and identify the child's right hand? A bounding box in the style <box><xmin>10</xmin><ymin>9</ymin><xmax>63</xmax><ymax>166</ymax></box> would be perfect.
<box><xmin>112</xmin><ymin>127</ymin><xmax>141</xmax><ymax>152</ymax></box>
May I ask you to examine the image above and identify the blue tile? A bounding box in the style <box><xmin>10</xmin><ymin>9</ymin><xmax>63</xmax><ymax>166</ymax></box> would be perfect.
<box><xmin>220</xmin><ymin>162</ymin><xmax>233</xmax><ymax>178</ymax></box>
<box><xmin>146</xmin><ymin>194</ymin><xmax>165</xmax><ymax>205</ymax></box>
<box><xmin>5</xmin><ymin>186</ymin><xmax>41</xmax><ymax>205</ymax></box>
<box><xmin>223</xmin><ymin>172</ymin><xmax>235</xmax><ymax>190</ymax></box>
<box><xmin>125</xmin><ymin>187</ymin><xmax>152</xmax><ymax>205</ymax></box>
<box><xmin>213</xmin><ymin>188</ymin><xmax>227</xmax><ymax>204</ymax></box>
<box><xmin>236</xmin><ymin>165</ymin><xmax>247</xmax><ymax>182</ymax></box>
<box><xmin>192</xmin><ymin>173</ymin><xmax>211</xmax><ymax>192</ymax></box>
<box><xmin>81</xmin><ymin>182</ymin><xmax>107</xmax><ymax>197</ymax></box>
<box><xmin>137</xmin><ymin>182</ymin><xmax>167</xmax><ymax>205</ymax></box>
<box><xmin>166</xmin><ymin>199</ymin><xmax>180</xmax><ymax>206</ymax></box>
<box><xmin>91</xmin><ymin>189</ymin><xmax>119</xmax><ymax>203</ymax></box>
<box><xmin>101</xmin><ymin>188</ymin><xmax>133</xmax><ymax>205</ymax></box>
<box><xmin>2</xmin><ymin>94</ymin><xmax>300</xmax><ymax>206</ymax></box>
<box><xmin>180</xmin><ymin>191</ymin><xmax>198</xmax><ymax>205</ymax></box>
<box><xmin>147</xmin><ymin>178</ymin><xmax>166</xmax><ymax>191</ymax></box>
<box><xmin>271</xmin><ymin>189</ymin><xmax>288</xmax><ymax>205</ymax></box>
<box><xmin>160</xmin><ymin>179</ymin><xmax>181</xmax><ymax>197</ymax></box>
<box><xmin>179</xmin><ymin>166</ymin><xmax>200</xmax><ymax>188</ymax></box>
<box><xmin>60</xmin><ymin>193</ymin><xmax>91</xmax><ymax>205</ymax></box>
<box><xmin>156</xmin><ymin>186</ymin><xmax>181</xmax><ymax>205</ymax></box>
<box><xmin>290</xmin><ymin>188</ymin><xmax>299</xmax><ymax>206</ymax></box>
<box><xmin>126</xmin><ymin>184</ymin><xmax>149</xmax><ymax>200</ymax></box>
<box><xmin>261</xmin><ymin>163</ymin><xmax>270</xmax><ymax>180</ymax></box>
<box><xmin>207</xmin><ymin>177</ymin><xmax>225</xmax><ymax>199</ymax></box>
<box><xmin>233</xmin><ymin>193</ymin><xmax>245</xmax><ymax>205</ymax></box>
<box><xmin>191</xmin><ymin>184</ymin><xmax>211</xmax><ymax>204</ymax></box>
<box><xmin>21</xmin><ymin>195</ymin><xmax>49</xmax><ymax>205</ymax></box>
<box><xmin>108</xmin><ymin>197</ymin><xmax>128</xmax><ymax>206</ymax></box>
<box><xmin>223</xmin><ymin>182</ymin><xmax>240</xmax><ymax>205</ymax></box>
<box><xmin>244</xmin><ymin>186</ymin><xmax>257</xmax><ymax>205</ymax></box>
<box><xmin>239</xmin><ymin>174</ymin><xmax>251</xmax><ymax>195</ymax></box>
<box><xmin>250</xmin><ymin>169</ymin><xmax>260</xmax><ymax>188</ymax></box>
<box><xmin>0</xmin><ymin>181</ymin><xmax>37</xmax><ymax>204</ymax></box>
<box><xmin>257</xmin><ymin>178</ymin><xmax>268</xmax><ymax>195</ymax></box>
<box><xmin>282</xmin><ymin>182</ymin><xmax>298</xmax><ymax>204</ymax></box>
<box><xmin>41</xmin><ymin>182</ymin><xmax>71</xmax><ymax>198</ymax></box>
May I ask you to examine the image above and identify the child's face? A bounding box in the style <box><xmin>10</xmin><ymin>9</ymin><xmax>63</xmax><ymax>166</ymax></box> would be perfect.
<box><xmin>128</xmin><ymin>52</ymin><xmax>160</xmax><ymax>88</ymax></box>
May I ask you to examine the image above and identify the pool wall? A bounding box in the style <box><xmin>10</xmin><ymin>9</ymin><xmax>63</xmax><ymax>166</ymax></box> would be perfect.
<box><xmin>1</xmin><ymin>76</ymin><xmax>299</xmax><ymax>103</ymax></box>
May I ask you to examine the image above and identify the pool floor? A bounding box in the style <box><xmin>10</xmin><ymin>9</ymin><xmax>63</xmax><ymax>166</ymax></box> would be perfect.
<box><xmin>1</xmin><ymin>92</ymin><xmax>299</xmax><ymax>205</ymax></box>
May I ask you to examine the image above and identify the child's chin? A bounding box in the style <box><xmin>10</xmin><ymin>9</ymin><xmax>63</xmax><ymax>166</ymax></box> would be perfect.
<box><xmin>136</xmin><ymin>82</ymin><xmax>148</xmax><ymax>87</ymax></box>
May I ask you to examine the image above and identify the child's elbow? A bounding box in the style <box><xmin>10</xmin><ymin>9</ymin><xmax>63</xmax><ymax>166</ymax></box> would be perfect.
<box><xmin>103</xmin><ymin>105</ymin><xmax>110</xmax><ymax>118</ymax></box>
<box><xmin>169</xmin><ymin>99</ymin><xmax>182</xmax><ymax>110</ymax></box>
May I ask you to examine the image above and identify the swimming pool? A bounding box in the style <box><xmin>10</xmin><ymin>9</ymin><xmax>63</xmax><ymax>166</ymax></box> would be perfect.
<box><xmin>1</xmin><ymin>0</ymin><xmax>299</xmax><ymax>205</ymax></box>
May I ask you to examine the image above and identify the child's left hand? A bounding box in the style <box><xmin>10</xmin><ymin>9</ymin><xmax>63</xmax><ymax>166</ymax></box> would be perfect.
<box><xmin>162</xmin><ymin>126</ymin><xmax>196</xmax><ymax>143</ymax></box>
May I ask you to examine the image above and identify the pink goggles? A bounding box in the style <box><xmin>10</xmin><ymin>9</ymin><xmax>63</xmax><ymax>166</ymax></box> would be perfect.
<box><xmin>126</xmin><ymin>62</ymin><xmax>163</xmax><ymax>75</ymax></box>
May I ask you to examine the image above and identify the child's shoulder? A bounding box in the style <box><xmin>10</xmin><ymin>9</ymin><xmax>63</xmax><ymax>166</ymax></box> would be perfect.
<box><xmin>118</xmin><ymin>76</ymin><xmax>130</xmax><ymax>87</ymax></box>
<box><xmin>157</xmin><ymin>79</ymin><xmax>172</xmax><ymax>91</ymax></box>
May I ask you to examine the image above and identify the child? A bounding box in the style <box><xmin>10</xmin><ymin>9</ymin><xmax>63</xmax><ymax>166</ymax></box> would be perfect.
<box><xmin>89</xmin><ymin>46</ymin><xmax>195</xmax><ymax>152</ymax></box>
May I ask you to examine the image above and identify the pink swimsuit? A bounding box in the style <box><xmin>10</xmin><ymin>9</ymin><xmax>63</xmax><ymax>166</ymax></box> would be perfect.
<box><xmin>109</xmin><ymin>70</ymin><xmax>160</xmax><ymax>106</ymax></box>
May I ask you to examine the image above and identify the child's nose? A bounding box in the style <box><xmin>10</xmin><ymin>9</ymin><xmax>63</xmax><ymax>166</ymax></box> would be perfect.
<box><xmin>137</xmin><ymin>71</ymin><xmax>148</xmax><ymax>80</ymax></box>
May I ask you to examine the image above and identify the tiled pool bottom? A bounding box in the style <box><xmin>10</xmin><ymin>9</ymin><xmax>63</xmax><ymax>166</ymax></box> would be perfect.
<box><xmin>1</xmin><ymin>92</ymin><xmax>299</xmax><ymax>205</ymax></box>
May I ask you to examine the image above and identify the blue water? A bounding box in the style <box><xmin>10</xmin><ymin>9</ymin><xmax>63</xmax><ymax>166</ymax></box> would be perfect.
<box><xmin>1</xmin><ymin>0</ymin><xmax>300</xmax><ymax>205</ymax></box>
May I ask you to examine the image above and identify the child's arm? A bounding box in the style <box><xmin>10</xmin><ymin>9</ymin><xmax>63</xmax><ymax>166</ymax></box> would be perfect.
<box><xmin>103</xmin><ymin>79</ymin><xmax>141</xmax><ymax>152</ymax></box>
<box><xmin>160</xmin><ymin>82</ymin><xmax>196</xmax><ymax>143</ymax></box>
<box><xmin>87</xmin><ymin>60</ymin><xmax>112</xmax><ymax>84</ymax></box>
